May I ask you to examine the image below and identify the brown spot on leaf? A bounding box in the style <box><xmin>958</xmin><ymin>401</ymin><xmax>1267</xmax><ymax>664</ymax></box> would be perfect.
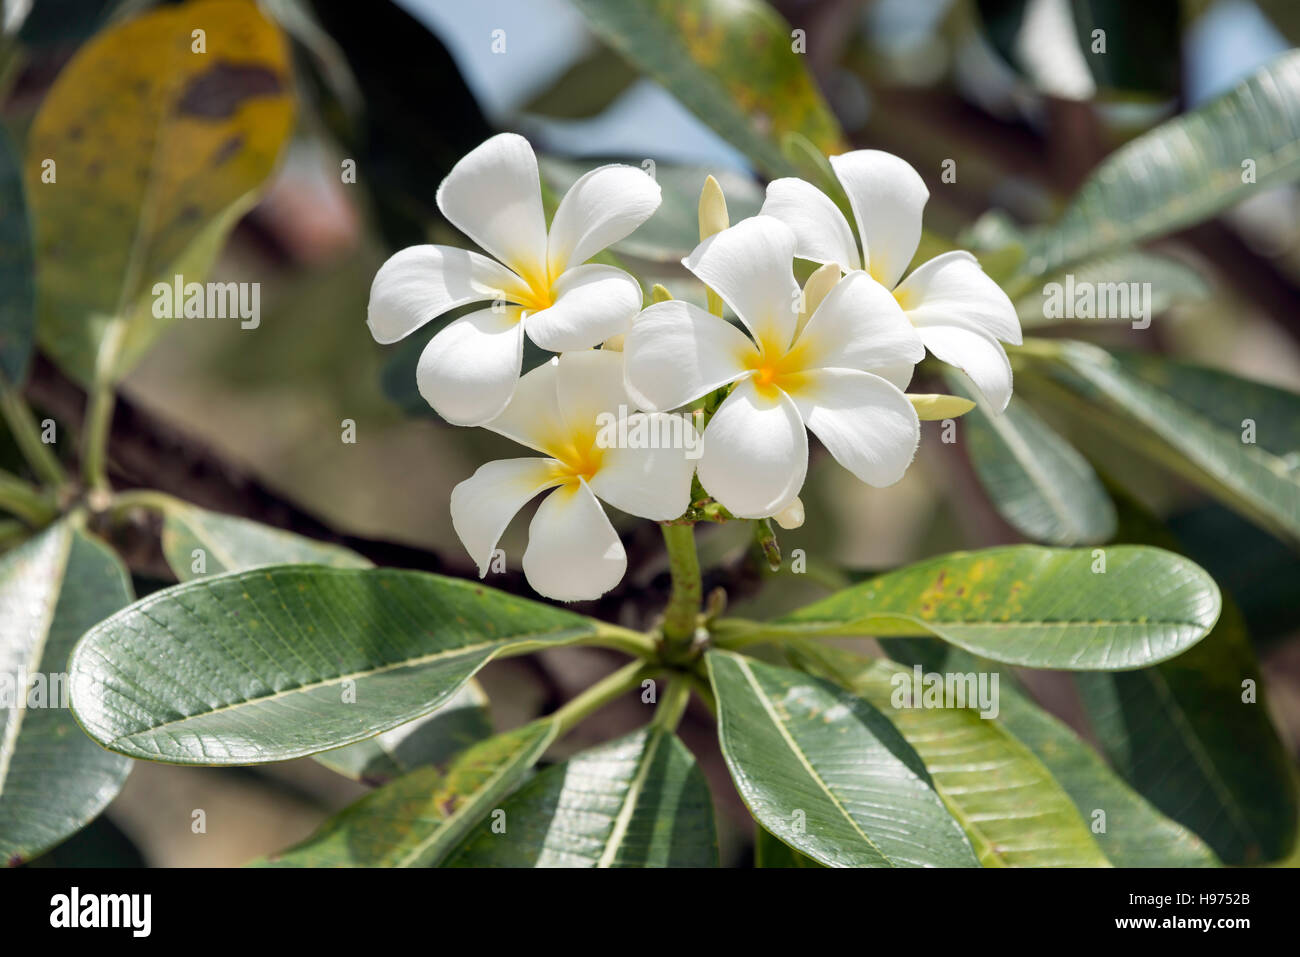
<box><xmin>211</xmin><ymin>135</ymin><xmax>244</xmax><ymax>166</ymax></box>
<box><xmin>176</xmin><ymin>62</ymin><xmax>283</xmax><ymax>119</ymax></box>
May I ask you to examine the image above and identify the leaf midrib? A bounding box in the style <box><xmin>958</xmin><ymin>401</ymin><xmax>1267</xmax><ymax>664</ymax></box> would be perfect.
<box><xmin>393</xmin><ymin>722</ymin><xmax>555</xmax><ymax>868</ymax></box>
<box><xmin>93</xmin><ymin>625</ymin><xmax>591</xmax><ymax>747</ymax></box>
<box><xmin>0</xmin><ymin>526</ymin><xmax>72</xmax><ymax>801</ymax></box>
<box><xmin>729</xmin><ymin>654</ymin><xmax>888</xmax><ymax>866</ymax></box>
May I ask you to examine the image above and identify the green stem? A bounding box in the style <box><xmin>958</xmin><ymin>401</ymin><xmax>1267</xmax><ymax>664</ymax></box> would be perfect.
<box><xmin>710</xmin><ymin>616</ymin><xmax>930</xmax><ymax>650</ymax></box>
<box><xmin>652</xmin><ymin>677</ymin><xmax>692</xmax><ymax>732</ymax></box>
<box><xmin>82</xmin><ymin>320</ymin><xmax>125</xmax><ymax>493</ymax></box>
<box><xmin>0</xmin><ymin>469</ymin><xmax>58</xmax><ymax>526</ymax></box>
<box><xmin>659</xmin><ymin>522</ymin><xmax>703</xmax><ymax>650</ymax></box>
<box><xmin>589</xmin><ymin>621</ymin><xmax>659</xmax><ymax>659</ymax></box>
<box><xmin>0</xmin><ymin>385</ymin><xmax>66</xmax><ymax>488</ymax></box>
<box><xmin>549</xmin><ymin>661</ymin><xmax>654</xmax><ymax>738</ymax></box>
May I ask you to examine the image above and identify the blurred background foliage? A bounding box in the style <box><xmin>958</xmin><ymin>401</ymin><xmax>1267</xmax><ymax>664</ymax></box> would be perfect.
<box><xmin>2</xmin><ymin>0</ymin><xmax>1299</xmax><ymax>866</ymax></box>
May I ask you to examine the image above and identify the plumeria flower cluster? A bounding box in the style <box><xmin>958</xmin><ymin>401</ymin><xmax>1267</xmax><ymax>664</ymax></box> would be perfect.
<box><xmin>368</xmin><ymin>135</ymin><xmax>1021</xmax><ymax>602</ymax></box>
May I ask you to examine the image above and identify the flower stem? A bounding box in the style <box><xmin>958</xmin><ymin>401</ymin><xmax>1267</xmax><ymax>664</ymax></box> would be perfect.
<box><xmin>0</xmin><ymin>384</ymin><xmax>66</xmax><ymax>489</ymax></box>
<box><xmin>651</xmin><ymin>677</ymin><xmax>692</xmax><ymax>732</ymax></box>
<box><xmin>550</xmin><ymin>660</ymin><xmax>654</xmax><ymax>738</ymax></box>
<box><xmin>659</xmin><ymin>522</ymin><xmax>703</xmax><ymax>652</ymax></box>
<box><xmin>0</xmin><ymin>468</ymin><xmax>58</xmax><ymax>526</ymax></box>
<box><xmin>82</xmin><ymin>320</ymin><xmax>125</xmax><ymax>493</ymax></box>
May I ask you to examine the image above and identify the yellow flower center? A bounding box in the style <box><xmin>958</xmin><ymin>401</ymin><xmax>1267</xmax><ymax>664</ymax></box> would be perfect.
<box><xmin>547</xmin><ymin>431</ymin><xmax>605</xmax><ymax>485</ymax></box>
<box><xmin>743</xmin><ymin>341</ymin><xmax>813</xmax><ymax>398</ymax></box>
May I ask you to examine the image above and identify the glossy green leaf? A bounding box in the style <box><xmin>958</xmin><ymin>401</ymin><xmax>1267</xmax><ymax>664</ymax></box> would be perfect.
<box><xmin>790</xmin><ymin>641</ymin><xmax>1109</xmax><ymax>867</ymax></box>
<box><xmin>768</xmin><ymin>545</ymin><xmax>1220</xmax><ymax>670</ymax></box>
<box><xmin>1028</xmin><ymin>342</ymin><xmax>1300</xmax><ymax>544</ymax></box>
<box><xmin>881</xmin><ymin>635</ymin><xmax>1220</xmax><ymax>867</ymax></box>
<box><xmin>0</xmin><ymin>127</ymin><xmax>34</xmax><ymax>386</ymax></box>
<box><xmin>25</xmin><ymin>0</ymin><xmax>294</xmax><ymax>385</ymax></box>
<box><xmin>754</xmin><ymin>823</ymin><xmax>822</xmax><ymax>868</ymax></box>
<box><xmin>1076</xmin><ymin>598</ymin><xmax>1297</xmax><ymax>865</ymax></box>
<box><xmin>569</xmin><ymin>0</ymin><xmax>844</xmax><ymax>177</ymax></box>
<box><xmin>160</xmin><ymin>499</ymin><xmax>370</xmax><ymax>581</ymax></box>
<box><xmin>314</xmin><ymin>682</ymin><xmax>493</xmax><ymax>785</ymax></box>
<box><xmin>540</xmin><ymin>156</ymin><xmax>763</xmax><ymax>263</ymax></box>
<box><xmin>952</xmin><ymin>375</ymin><xmax>1116</xmax><ymax>545</ymax></box>
<box><xmin>1</xmin><ymin>523</ymin><xmax>134</xmax><ymax>865</ymax></box>
<box><xmin>68</xmin><ymin>566</ymin><xmax>596</xmax><ymax>765</ymax></box>
<box><xmin>444</xmin><ymin>726</ymin><xmax>717</xmax><ymax>867</ymax></box>
<box><xmin>255</xmin><ymin>720</ymin><xmax>557</xmax><ymax>867</ymax></box>
<box><xmin>1024</xmin><ymin>50</ymin><xmax>1300</xmax><ymax>276</ymax></box>
<box><xmin>991</xmin><ymin>669</ymin><xmax>1221</xmax><ymax>867</ymax></box>
<box><xmin>158</xmin><ymin>500</ymin><xmax>482</xmax><ymax>783</ymax></box>
<box><xmin>708</xmin><ymin>650</ymin><xmax>979</xmax><ymax>868</ymax></box>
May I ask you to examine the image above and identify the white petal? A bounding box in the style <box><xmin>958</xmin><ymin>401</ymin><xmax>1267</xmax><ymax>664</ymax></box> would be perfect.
<box><xmin>916</xmin><ymin>321</ymin><xmax>1015</xmax><ymax>412</ymax></box>
<box><xmin>894</xmin><ymin>251</ymin><xmax>1023</xmax><ymax>344</ymax></box>
<box><xmin>524</xmin><ymin>264</ymin><xmax>643</xmax><ymax>352</ymax></box>
<box><xmin>789</xmin><ymin>368</ymin><xmax>920</xmax><ymax>488</ymax></box>
<box><xmin>547</xmin><ymin>164</ymin><xmax>662</xmax><ymax>276</ymax></box>
<box><xmin>682</xmin><ymin>216</ymin><xmax>802</xmax><ymax>352</ymax></box>
<box><xmin>623</xmin><ymin>300</ymin><xmax>754</xmax><ymax>412</ymax></box>
<box><xmin>759</xmin><ymin>177</ymin><xmax>860</xmax><ymax>270</ymax></box>
<box><xmin>451</xmin><ymin>457</ymin><xmax>563</xmax><ymax>575</ymax></box>
<box><xmin>523</xmin><ymin>482</ymin><xmax>626</xmax><ymax>601</ymax></box>
<box><xmin>868</xmin><ymin>363</ymin><xmax>916</xmax><ymax>390</ymax></box>
<box><xmin>436</xmin><ymin>133</ymin><xmax>549</xmax><ymax>286</ymax></box>
<box><xmin>554</xmin><ymin>349</ymin><xmax>630</xmax><ymax>439</ymax></box>
<box><xmin>486</xmin><ymin>357</ymin><xmax>564</xmax><ymax>456</ymax></box>
<box><xmin>830</xmin><ymin>150</ymin><xmax>928</xmax><ymax>290</ymax></box>
<box><xmin>590</xmin><ymin>413</ymin><xmax>697</xmax><ymax>520</ymax></box>
<box><xmin>793</xmin><ymin>270</ymin><xmax>924</xmax><ymax>373</ymax></box>
<box><xmin>698</xmin><ymin>378</ymin><xmax>807</xmax><ymax>519</ymax></box>
<box><xmin>367</xmin><ymin>245</ymin><xmax>523</xmax><ymax>344</ymax></box>
<box><xmin>416</xmin><ymin>307</ymin><xmax>525</xmax><ymax>426</ymax></box>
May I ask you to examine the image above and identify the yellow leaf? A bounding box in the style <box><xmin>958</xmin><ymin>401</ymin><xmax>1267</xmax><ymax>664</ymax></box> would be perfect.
<box><xmin>26</xmin><ymin>0</ymin><xmax>294</xmax><ymax>385</ymax></box>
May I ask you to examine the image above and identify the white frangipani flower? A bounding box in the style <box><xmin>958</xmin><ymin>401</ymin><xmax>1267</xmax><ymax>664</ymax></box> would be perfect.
<box><xmin>624</xmin><ymin>216</ymin><xmax>925</xmax><ymax>520</ymax></box>
<box><xmin>760</xmin><ymin>150</ymin><xmax>1022</xmax><ymax>410</ymax></box>
<box><xmin>367</xmin><ymin>133</ymin><xmax>661</xmax><ymax>426</ymax></box>
<box><xmin>451</xmin><ymin>350</ymin><xmax>694</xmax><ymax>602</ymax></box>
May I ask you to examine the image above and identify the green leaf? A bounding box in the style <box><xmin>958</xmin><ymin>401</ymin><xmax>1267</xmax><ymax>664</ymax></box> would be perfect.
<box><xmin>254</xmin><ymin>719</ymin><xmax>557</xmax><ymax>867</ymax></box>
<box><xmin>568</xmin><ymin>0</ymin><xmax>844</xmax><ymax>177</ymax></box>
<box><xmin>754</xmin><ymin>823</ymin><xmax>822</xmax><ymax>867</ymax></box>
<box><xmin>540</xmin><ymin>156</ymin><xmax>763</xmax><ymax>263</ymax></box>
<box><xmin>707</xmin><ymin>650</ymin><xmax>979</xmax><ymax>868</ymax></box>
<box><xmin>770</xmin><ymin>545</ymin><xmax>1220</xmax><ymax>670</ymax></box>
<box><xmin>882</xmin><ymin>635</ymin><xmax>1220</xmax><ymax>867</ymax></box>
<box><xmin>1026</xmin><ymin>342</ymin><xmax>1300</xmax><ymax>545</ymax></box>
<box><xmin>313</xmin><ymin>682</ymin><xmax>493</xmax><ymax>785</ymax></box>
<box><xmin>159</xmin><ymin>497</ymin><xmax>443</xmax><ymax>775</ymax></box>
<box><xmin>1016</xmin><ymin>251</ymin><xmax>1209</xmax><ymax>326</ymax></box>
<box><xmin>0</xmin><ymin>127</ymin><xmax>34</xmax><ymax>386</ymax></box>
<box><xmin>25</xmin><ymin>0</ymin><xmax>295</xmax><ymax>385</ymax></box>
<box><xmin>1076</xmin><ymin>600</ymin><xmax>1297</xmax><ymax>864</ymax></box>
<box><xmin>444</xmin><ymin>726</ymin><xmax>718</xmax><ymax>867</ymax></box>
<box><xmin>1024</xmin><ymin>50</ymin><xmax>1300</xmax><ymax>277</ymax></box>
<box><xmin>68</xmin><ymin>566</ymin><xmax>596</xmax><ymax>765</ymax></box>
<box><xmin>522</xmin><ymin>44</ymin><xmax>640</xmax><ymax>119</ymax></box>
<box><xmin>951</xmin><ymin>375</ymin><xmax>1116</xmax><ymax>545</ymax></box>
<box><xmin>789</xmin><ymin>642</ymin><xmax>1109</xmax><ymax>867</ymax></box>
<box><xmin>159</xmin><ymin>500</ymin><xmax>370</xmax><ymax>581</ymax></box>
<box><xmin>1</xmin><ymin>522</ymin><xmax>134</xmax><ymax>865</ymax></box>
<box><xmin>992</xmin><ymin>669</ymin><xmax>1221</xmax><ymax>867</ymax></box>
